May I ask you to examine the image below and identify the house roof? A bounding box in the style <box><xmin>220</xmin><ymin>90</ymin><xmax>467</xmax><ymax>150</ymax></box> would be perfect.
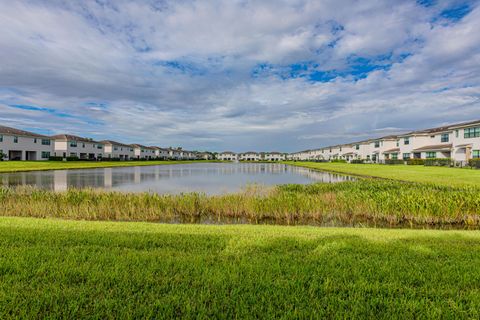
<box><xmin>413</xmin><ymin>144</ymin><xmax>453</xmax><ymax>152</ymax></box>
<box><xmin>383</xmin><ymin>148</ymin><xmax>400</xmax><ymax>154</ymax></box>
<box><xmin>0</xmin><ymin>125</ymin><xmax>49</xmax><ymax>138</ymax></box>
<box><xmin>448</xmin><ymin>119</ymin><xmax>480</xmax><ymax>129</ymax></box>
<box><xmin>130</xmin><ymin>144</ymin><xmax>155</xmax><ymax>150</ymax></box>
<box><xmin>51</xmin><ymin>134</ymin><xmax>99</xmax><ymax>143</ymax></box>
<box><xmin>100</xmin><ymin>140</ymin><xmax>132</xmax><ymax>148</ymax></box>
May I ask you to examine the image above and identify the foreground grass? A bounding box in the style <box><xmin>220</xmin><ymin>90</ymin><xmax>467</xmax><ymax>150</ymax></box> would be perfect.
<box><xmin>0</xmin><ymin>160</ymin><xmax>218</xmax><ymax>173</ymax></box>
<box><xmin>0</xmin><ymin>217</ymin><xmax>479</xmax><ymax>318</ymax></box>
<box><xmin>2</xmin><ymin>179</ymin><xmax>480</xmax><ymax>226</ymax></box>
<box><xmin>284</xmin><ymin>161</ymin><xmax>480</xmax><ymax>187</ymax></box>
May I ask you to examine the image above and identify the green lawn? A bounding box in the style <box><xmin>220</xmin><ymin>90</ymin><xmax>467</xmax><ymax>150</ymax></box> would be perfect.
<box><xmin>0</xmin><ymin>160</ymin><xmax>218</xmax><ymax>173</ymax></box>
<box><xmin>284</xmin><ymin>161</ymin><xmax>480</xmax><ymax>187</ymax></box>
<box><xmin>0</xmin><ymin>217</ymin><xmax>479</xmax><ymax>318</ymax></box>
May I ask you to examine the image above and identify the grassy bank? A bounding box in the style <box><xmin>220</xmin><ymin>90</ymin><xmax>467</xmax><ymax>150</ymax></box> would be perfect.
<box><xmin>2</xmin><ymin>179</ymin><xmax>480</xmax><ymax>227</ymax></box>
<box><xmin>0</xmin><ymin>160</ymin><xmax>219</xmax><ymax>173</ymax></box>
<box><xmin>0</xmin><ymin>217</ymin><xmax>479</xmax><ymax>318</ymax></box>
<box><xmin>284</xmin><ymin>161</ymin><xmax>480</xmax><ymax>187</ymax></box>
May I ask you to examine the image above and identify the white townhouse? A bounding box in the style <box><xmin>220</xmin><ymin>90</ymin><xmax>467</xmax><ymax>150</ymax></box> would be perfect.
<box><xmin>397</xmin><ymin>126</ymin><xmax>453</xmax><ymax>161</ymax></box>
<box><xmin>369</xmin><ymin>135</ymin><xmax>400</xmax><ymax>162</ymax></box>
<box><xmin>339</xmin><ymin>144</ymin><xmax>356</xmax><ymax>162</ymax></box>
<box><xmin>196</xmin><ymin>152</ymin><xmax>213</xmax><ymax>160</ymax></box>
<box><xmin>131</xmin><ymin>144</ymin><xmax>156</xmax><ymax>160</ymax></box>
<box><xmin>52</xmin><ymin>134</ymin><xmax>104</xmax><ymax>160</ymax></box>
<box><xmin>0</xmin><ymin>125</ymin><xmax>53</xmax><ymax>161</ymax></box>
<box><xmin>151</xmin><ymin>147</ymin><xmax>170</xmax><ymax>160</ymax></box>
<box><xmin>218</xmin><ymin>151</ymin><xmax>238</xmax><ymax>161</ymax></box>
<box><xmin>101</xmin><ymin>140</ymin><xmax>135</xmax><ymax>160</ymax></box>
<box><xmin>183</xmin><ymin>151</ymin><xmax>196</xmax><ymax>160</ymax></box>
<box><xmin>449</xmin><ymin>120</ymin><xmax>480</xmax><ymax>163</ymax></box>
<box><xmin>263</xmin><ymin>152</ymin><xmax>286</xmax><ymax>161</ymax></box>
<box><xmin>168</xmin><ymin>148</ymin><xmax>183</xmax><ymax>160</ymax></box>
<box><xmin>239</xmin><ymin>152</ymin><xmax>261</xmax><ymax>161</ymax></box>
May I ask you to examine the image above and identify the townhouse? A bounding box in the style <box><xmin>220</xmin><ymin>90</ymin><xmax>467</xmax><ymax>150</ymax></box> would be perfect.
<box><xmin>151</xmin><ymin>147</ymin><xmax>170</xmax><ymax>160</ymax></box>
<box><xmin>263</xmin><ymin>152</ymin><xmax>286</xmax><ymax>161</ymax></box>
<box><xmin>450</xmin><ymin>120</ymin><xmax>480</xmax><ymax>162</ymax></box>
<box><xmin>239</xmin><ymin>152</ymin><xmax>261</xmax><ymax>161</ymax></box>
<box><xmin>130</xmin><ymin>144</ymin><xmax>156</xmax><ymax>160</ymax></box>
<box><xmin>101</xmin><ymin>140</ymin><xmax>135</xmax><ymax>160</ymax></box>
<box><xmin>52</xmin><ymin>134</ymin><xmax>104</xmax><ymax>160</ymax></box>
<box><xmin>396</xmin><ymin>126</ymin><xmax>452</xmax><ymax>161</ymax></box>
<box><xmin>0</xmin><ymin>125</ymin><xmax>53</xmax><ymax>161</ymax></box>
<box><xmin>218</xmin><ymin>151</ymin><xmax>238</xmax><ymax>161</ymax></box>
<box><xmin>168</xmin><ymin>148</ymin><xmax>183</xmax><ymax>160</ymax></box>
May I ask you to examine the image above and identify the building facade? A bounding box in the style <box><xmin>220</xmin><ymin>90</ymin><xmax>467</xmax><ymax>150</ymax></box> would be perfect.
<box><xmin>52</xmin><ymin>134</ymin><xmax>104</xmax><ymax>160</ymax></box>
<box><xmin>0</xmin><ymin>125</ymin><xmax>53</xmax><ymax>161</ymax></box>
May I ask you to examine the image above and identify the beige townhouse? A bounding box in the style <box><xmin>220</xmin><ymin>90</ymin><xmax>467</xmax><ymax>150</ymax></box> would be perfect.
<box><xmin>52</xmin><ymin>134</ymin><xmax>104</xmax><ymax>160</ymax></box>
<box><xmin>131</xmin><ymin>144</ymin><xmax>156</xmax><ymax>160</ymax></box>
<box><xmin>218</xmin><ymin>151</ymin><xmax>238</xmax><ymax>161</ymax></box>
<box><xmin>263</xmin><ymin>152</ymin><xmax>286</xmax><ymax>161</ymax></box>
<box><xmin>0</xmin><ymin>125</ymin><xmax>53</xmax><ymax>161</ymax></box>
<box><xmin>101</xmin><ymin>140</ymin><xmax>135</xmax><ymax>160</ymax></box>
<box><xmin>449</xmin><ymin>120</ymin><xmax>480</xmax><ymax>163</ymax></box>
<box><xmin>239</xmin><ymin>152</ymin><xmax>261</xmax><ymax>161</ymax></box>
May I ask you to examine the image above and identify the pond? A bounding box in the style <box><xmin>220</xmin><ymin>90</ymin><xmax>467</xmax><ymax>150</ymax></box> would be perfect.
<box><xmin>0</xmin><ymin>163</ymin><xmax>354</xmax><ymax>195</ymax></box>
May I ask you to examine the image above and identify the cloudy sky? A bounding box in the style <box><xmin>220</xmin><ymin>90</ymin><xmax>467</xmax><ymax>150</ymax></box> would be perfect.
<box><xmin>0</xmin><ymin>0</ymin><xmax>479</xmax><ymax>152</ymax></box>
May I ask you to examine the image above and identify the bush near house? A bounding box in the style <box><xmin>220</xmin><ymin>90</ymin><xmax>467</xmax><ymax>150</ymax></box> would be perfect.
<box><xmin>330</xmin><ymin>159</ymin><xmax>347</xmax><ymax>163</ymax></box>
<box><xmin>48</xmin><ymin>156</ymin><xmax>80</xmax><ymax>161</ymax></box>
<box><xmin>406</xmin><ymin>159</ymin><xmax>425</xmax><ymax>165</ymax></box>
<box><xmin>469</xmin><ymin>159</ymin><xmax>480</xmax><ymax>169</ymax></box>
<box><xmin>350</xmin><ymin>159</ymin><xmax>365</xmax><ymax>164</ymax></box>
<box><xmin>384</xmin><ymin>159</ymin><xmax>404</xmax><ymax>165</ymax></box>
<box><xmin>0</xmin><ymin>151</ymin><xmax>5</xmax><ymax>161</ymax></box>
<box><xmin>424</xmin><ymin>158</ymin><xmax>452</xmax><ymax>167</ymax></box>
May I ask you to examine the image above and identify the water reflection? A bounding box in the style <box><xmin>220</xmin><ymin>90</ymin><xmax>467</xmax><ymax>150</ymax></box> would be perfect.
<box><xmin>0</xmin><ymin>163</ymin><xmax>354</xmax><ymax>195</ymax></box>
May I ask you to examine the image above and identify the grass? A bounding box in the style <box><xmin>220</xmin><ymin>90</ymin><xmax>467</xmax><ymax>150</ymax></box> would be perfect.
<box><xmin>0</xmin><ymin>217</ymin><xmax>479</xmax><ymax>318</ymax></box>
<box><xmin>0</xmin><ymin>160</ymin><xmax>219</xmax><ymax>173</ymax></box>
<box><xmin>2</xmin><ymin>179</ymin><xmax>480</xmax><ymax>227</ymax></box>
<box><xmin>284</xmin><ymin>161</ymin><xmax>480</xmax><ymax>187</ymax></box>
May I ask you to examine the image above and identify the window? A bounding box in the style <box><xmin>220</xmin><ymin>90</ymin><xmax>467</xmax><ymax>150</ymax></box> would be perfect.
<box><xmin>114</xmin><ymin>147</ymin><xmax>118</xmax><ymax>151</ymax></box>
<box><xmin>34</xmin><ymin>138</ymin><xmax>37</xmax><ymax>143</ymax></box>
<box><xmin>339</xmin><ymin>147</ymin><xmax>342</xmax><ymax>152</ymax></box>
<box><xmin>70</xmin><ymin>153</ymin><xmax>77</xmax><ymax>157</ymax></box>
<box><xmin>464</xmin><ymin>127</ymin><xmax>480</xmax><ymax>138</ymax></box>
<box><xmin>70</xmin><ymin>141</ymin><xmax>77</xmax><ymax>147</ymax></box>
<box><xmin>396</xmin><ymin>140</ymin><xmax>399</xmax><ymax>147</ymax></box>
<box><xmin>456</xmin><ymin>130</ymin><xmax>459</xmax><ymax>138</ymax></box>
<box><xmin>97</xmin><ymin>145</ymin><xmax>103</xmax><ymax>149</ymax></box>
<box><xmin>14</xmin><ymin>136</ymin><xmax>18</xmax><ymax>143</ymax></box>
<box><xmin>404</xmin><ymin>137</ymin><xmax>410</xmax><ymax>145</ymax></box>
<box><xmin>41</xmin><ymin>139</ymin><xmax>51</xmax><ymax>145</ymax></box>
<box><xmin>430</xmin><ymin>135</ymin><xmax>435</xmax><ymax>139</ymax></box>
<box><xmin>403</xmin><ymin>153</ymin><xmax>410</xmax><ymax>160</ymax></box>
<box><xmin>82</xmin><ymin>143</ymin><xmax>86</xmax><ymax>148</ymax></box>
<box><xmin>0</xmin><ymin>135</ymin><xmax>3</xmax><ymax>142</ymax></box>
<box><xmin>441</xmin><ymin>133</ymin><xmax>449</xmax><ymax>143</ymax></box>
<box><xmin>392</xmin><ymin>153</ymin><xmax>398</xmax><ymax>160</ymax></box>
<box><xmin>374</xmin><ymin>141</ymin><xmax>380</xmax><ymax>148</ymax></box>
<box><xmin>426</xmin><ymin>152</ymin><xmax>437</xmax><ymax>159</ymax></box>
<box><xmin>355</xmin><ymin>144</ymin><xmax>359</xmax><ymax>150</ymax></box>
<box><xmin>41</xmin><ymin>152</ymin><xmax>50</xmax><ymax>159</ymax></box>
<box><xmin>473</xmin><ymin>150</ymin><xmax>480</xmax><ymax>159</ymax></box>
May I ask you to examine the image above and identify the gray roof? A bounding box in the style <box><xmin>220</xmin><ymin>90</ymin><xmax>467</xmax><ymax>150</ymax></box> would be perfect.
<box><xmin>0</xmin><ymin>125</ymin><xmax>49</xmax><ymax>138</ymax></box>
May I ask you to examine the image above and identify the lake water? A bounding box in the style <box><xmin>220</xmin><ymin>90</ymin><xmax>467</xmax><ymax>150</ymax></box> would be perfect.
<box><xmin>0</xmin><ymin>163</ymin><xmax>354</xmax><ymax>195</ymax></box>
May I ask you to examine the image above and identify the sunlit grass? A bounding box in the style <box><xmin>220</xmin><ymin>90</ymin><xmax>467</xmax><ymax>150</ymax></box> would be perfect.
<box><xmin>284</xmin><ymin>161</ymin><xmax>480</xmax><ymax>187</ymax></box>
<box><xmin>1</xmin><ymin>217</ymin><xmax>479</xmax><ymax>318</ymax></box>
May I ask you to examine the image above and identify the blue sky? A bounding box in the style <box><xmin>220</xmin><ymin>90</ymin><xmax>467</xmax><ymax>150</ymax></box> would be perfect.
<box><xmin>0</xmin><ymin>0</ymin><xmax>479</xmax><ymax>152</ymax></box>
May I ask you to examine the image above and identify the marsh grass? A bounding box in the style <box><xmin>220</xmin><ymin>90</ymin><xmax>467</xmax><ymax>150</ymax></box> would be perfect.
<box><xmin>1</xmin><ymin>180</ymin><xmax>480</xmax><ymax>227</ymax></box>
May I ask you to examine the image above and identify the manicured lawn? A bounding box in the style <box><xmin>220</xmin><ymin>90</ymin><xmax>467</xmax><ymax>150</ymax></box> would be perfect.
<box><xmin>0</xmin><ymin>160</ymin><xmax>218</xmax><ymax>173</ymax></box>
<box><xmin>0</xmin><ymin>217</ymin><xmax>479</xmax><ymax>318</ymax></box>
<box><xmin>284</xmin><ymin>161</ymin><xmax>480</xmax><ymax>187</ymax></box>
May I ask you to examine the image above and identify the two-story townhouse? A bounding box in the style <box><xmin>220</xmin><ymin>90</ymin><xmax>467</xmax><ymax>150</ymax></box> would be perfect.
<box><xmin>370</xmin><ymin>135</ymin><xmax>400</xmax><ymax>162</ymax></box>
<box><xmin>264</xmin><ymin>152</ymin><xmax>286</xmax><ymax>161</ymax></box>
<box><xmin>131</xmin><ymin>144</ymin><xmax>156</xmax><ymax>160</ymax></box>
<box><xmin>355</xmin><ymin>140</ymin><xmax>373</xmax><ymax>161</ymax></box>
<box><xmin>450</xmin><ymin>120</ymin><xmax>480</xmax><ymax>163</ymax></box>
<box><xmin>398</xmin><ymin>126</ymin><xmax>452</xmax><ymax>160</ymax></box>
<box><xmin>150</xmin><ymin>147</ymin><xmax>169</xmax><ymax>160</ymax></box>
<box><xmin>0</xmin><ymin>125</ymin><xmax>53</xmax><ymax>161</ymax></box>
<box><xmin>218</xmin><ymin>151</ymin><xmax>238</xmax><ymax>161</ymax></box>
<box><xmin>52</xmin><ymin>134</ymin><xmax>104</xmax><ymax>160</ymax></box>
<box><xmin>240</xmin><ymin>152</ymin><xmax>260</xmax><ymax>161</ymax></box>
<box><xmin>196</xmin><ymin>152</ymin><xmax>213</xmax><ymax>160</ymax></box>
<box><xmin>168</xmin><ymin>148</ymin><xmax>183</xmax><ymax>160</ymax></box>
<box><xmin>339</xmin><ymin>144</ymin><xmax>355</xmax><ymax>162</ymax></box>
<box><xmin>101</xmin><ymin>140</ymin><xmax>135</xmax><ymax>160</ymax></box>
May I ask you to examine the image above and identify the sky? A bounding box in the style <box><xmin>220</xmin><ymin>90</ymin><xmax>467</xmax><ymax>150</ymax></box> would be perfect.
<box><xmin>0</xmin><ymin>0</ymin><xmax>479</xmax><ymax>152</ymax></box>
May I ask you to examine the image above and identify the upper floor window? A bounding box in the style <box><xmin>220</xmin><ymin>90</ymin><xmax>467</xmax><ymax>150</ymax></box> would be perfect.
<box><xmin>396</xmin><ymin>140</ymin><xmax>399</xmax><ymax>147</ymax></box>
<box><xmin>97</xmin><ymin>145</ymin><xmax>103</xmax><ymax>149</ymax></box>
<box><xmin>430</xmin><ymin>135</ymin><xmax>435</xmax><ymax>139</ymax></box>
<box><xmin>374</xmin><ymin>141</ymin><xmax>380</xmax><ymax>148</ymax></box>
<box><xmin>14</xmin><ymin>136</ymin><xmax>18</xmax><ymax>143</ymax></box>
<box><xmin>41</xmin><ymin>139</ymin><xmax>51</xmax><ymax>145</ymax></box>
<box><xmin>456</xmin><ymin>130</ymin><xmax>459</xmax><ymax>138</ymax></box>
<box><xmin>441</xmin><ymin>133</ymin><xmax>449</xmax><ymax>143</ymax></box>
<box><xmin>34</xmin><ymin>138</ymin><xmax>37</xmax><ymax>143</ymax></box>
<box><xmin>404</xmin><ymin>137</ymin><xmax>410</xmax><ymax>145</ymax></box>
<box><xmin>114</xmin><ymin>147</ymin><xmax>118</xmax><ymax>151</ymax></box>
<box><xmin>70</xmin><ymin>141</ymin><xmax>77</xmax><ymax>147</ymax></box>
<box><xmin>0</xmin><ymin>135</ymin><xmax>3</xmax><ymax>142</ymax></box>
<box><xmin>355</xmin><ymin>144</ymin><xmax>359</xmax><ymax>150</ymax></box>
<box><xmin>464</xmin><ymin>127</ymin><xmax>480</xmax><ymax>139</ymax></box>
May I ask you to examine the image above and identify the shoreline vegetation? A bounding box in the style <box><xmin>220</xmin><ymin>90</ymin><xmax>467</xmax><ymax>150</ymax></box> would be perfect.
<box><xmin>1</xmin><ymin>217</ymin><xmax>480</xmax><ymax>318</ymax></box>
<box><xmin>1</xmin><ymin>179</ymin><xmax>480</xmax><ymax>228</ymax></box>
<box><xmin>0</xmin><ymin>159</ymin><xmax>221</xmax><ymax>173</ymax></box>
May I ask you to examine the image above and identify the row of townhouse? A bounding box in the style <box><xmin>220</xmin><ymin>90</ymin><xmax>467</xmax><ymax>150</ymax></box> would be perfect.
<box><xmin>288</xmin><ymin>119</ymin><xmax>480</xmax><ymax>164</ymax></box>
<box><xmin>217</xmin><ymin>151</ymin><xmax>287</xmax><ymax>161</ymax></box>
<box><xmin>0</xmin><ymin>125</ymin><xmax>214</xmax><ymax>161</ymax></box>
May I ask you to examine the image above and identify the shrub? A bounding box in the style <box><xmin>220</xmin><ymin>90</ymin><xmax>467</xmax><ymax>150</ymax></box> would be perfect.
<box><xmin>407</xmin><ymin>159</ymin><xmax>425</xmax><ymax>166</ymax></box>
<box><xmin>0</xmin><ymin>151</ymin><xmax>5</xmax><ymax>161</ymax></box>
<box><xmin>331</xmin><ymin>159</ymin><xmax>347</xmax><ymax>163</ymax></box>
<box><xmin>350</xmin><ymin>159</ymin><xmax>365</xmax><ymax>164</ymax></box>
<box><xmin>384</xmin><ymin>159</ymin><xmax>405</xmax><ymax>165</ymax></box>
<box><xmin>424</xmin><ymin>158</ymin><xmax>452</xmax><ymax>167</ymax></box>
<box><xmin>468</xmin><ymin>159</ymin><xmax>480</xmax><ymax>169</ymax></box>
